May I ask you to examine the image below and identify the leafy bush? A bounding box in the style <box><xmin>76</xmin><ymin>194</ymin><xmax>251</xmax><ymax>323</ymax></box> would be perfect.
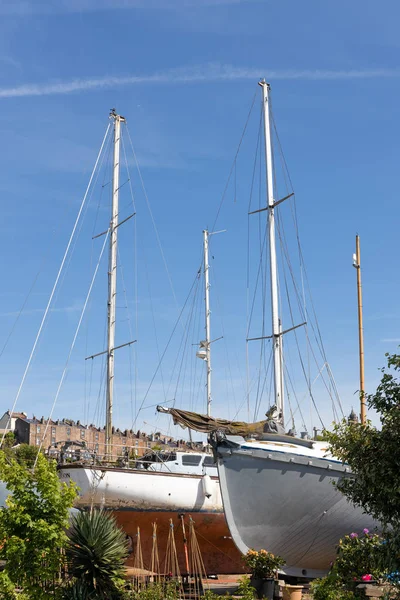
<box><xmin>243</xmin><ymin>549</ymin><xmax>285</xmax><ymax>578</ymax></box>
<box><xmin>326</xmin><ymin>352</ymin><xmax>400</xmax><ymax>531</ymax></box>
<box><xmin>311</xmin><ymin>575</ymin><xmax>356</xmax><ymax>600</ymax></box>
<box><xmin>0</xmin><ymin>451</ymin><xmax>77</xmax><ymax>599</ymax></box>
<box><xmin>236</xmin><ymin>576</ymin><xmax>256</xmax><ymax>600</ymax></box>
<box><xmin>334</xmin><ymin>529</ymin><xmax>383</xmax><ymax>583</ymax></box>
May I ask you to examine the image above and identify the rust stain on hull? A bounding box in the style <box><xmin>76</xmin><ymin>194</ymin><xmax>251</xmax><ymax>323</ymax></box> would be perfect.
<box><xmin>113</xmin><ymin>510</ymin><xmax>246</xmax><ymax>575</ymax></box>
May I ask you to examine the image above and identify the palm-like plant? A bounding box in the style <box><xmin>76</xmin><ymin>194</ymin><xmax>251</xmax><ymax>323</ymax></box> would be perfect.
<box><xmin>66</xmin><ymin>509</ymin><xmax>129</xmax><ymax>598</ymax></box>
<box><xmin>62</xmin><ymin>581</ymin><xmax>96</xmax><ymax>599</ymax></box>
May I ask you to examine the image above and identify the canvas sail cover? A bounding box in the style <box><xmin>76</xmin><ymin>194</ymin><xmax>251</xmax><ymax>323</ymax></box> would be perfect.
<box><xmin>156</xmin><ymin>406</ymin><xmax>273</xmax><ymax>436</ymax></box>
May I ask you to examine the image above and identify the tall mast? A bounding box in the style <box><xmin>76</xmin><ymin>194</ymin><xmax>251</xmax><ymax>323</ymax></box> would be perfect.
<box><xmin>353</xmin><ymin>235</ymin><xmax>366</xmax><ymax>424</ymax></box>
<box><xmin>106</xmin><ymin>109</ymin><xmax>125</xmax><ymax>458</ymax></box>
<box><xmin>259</xmin><ymin>80</ymin><xmax>284</xmax><ymax>422</ymax></box>
<box><xmin>203</xmin><ymin>229</ymin><xmax>212</xmax><ymax>417</ymax></box>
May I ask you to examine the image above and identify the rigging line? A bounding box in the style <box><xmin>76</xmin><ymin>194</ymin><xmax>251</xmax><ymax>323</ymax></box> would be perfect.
<box><xmin>325</xmin><ymin>362</ymin><xmax>344</xmax><ymax>418</ymax></box>
<box><xmin>246</xmin><ymin>227</ymin><xmax>268</xmax><ymax>338</ymax></box>
<box><xmin>120</xmin><ymin>132</ymin><xmax>137</xmax><ymax>214</ymax></box>
<box><xmin>283</xmin><ymin>361</ymin><xmax>307</xmax><ymax>432</ymax></box>
<box><xmin>84</xmin><ymin>135</ymin><xmax>112</xmax><ymax>419</ymax></box>
<box><xmin>253</xmin><ymin>327</ymin><xmax>266</xmax><ymax>421</ymax></box>
<box><xmin>271</xmin><ymin>107</ymin><xmax>340</xmax><ymax>411</ymax></box>
<box><xmin>35</xmin><ymin>230</ymin><xmax>110</xmax><ymax>465</ymax></box>
<box><xmin>278</xmin><ymin>168</ymin><xmax>338</xmax><ymax>409</ymax></box>
<box><xmin>0</xmin><ymin>122</ymin><xmax>111</xmax><ymax>447</ymax></box>
<box><xmin>118</xmin><ymin>247</ymin><xmax>137</xmax><ymax>425</ymax></box>
<box><xmin>85</xmin><ymin>131</ymin><xmax>113</xmax><ymax>424</ymax></box>
<box><xmin>275</xmin><ymin>213</ymin><xmax>338</xmax><ymax>415</ymax></box>
<box><xmin>120</xmin><ymin>132</ymin><xmax>139</xmax><ymax>427</ymax></box>
<box><xmin>167</xmin><ymin>270</ymin><xmax>200</xmax><ymax>404</ymax></box>
<box><xmin>133</xmin><ymin>267</ymin><xmax>201</xmax><ymax>424</ymax></box>
<box><xmin>92</xmin><ymin>356</ymin><xmax>107</xmax><ymax>427</ymax></box>
<box><xmin>87</xmin><ymin>357</ymin><xmax>94</xmax><ymax>427</ymax></box>
<box><xmin>91</xmin><ymin>273</ymin><xmax>111</xmax><ymax>428</ymax></box>
<box><xmin>246</xmin><ymin>105</ymin><xmax>263</xmax><ymax>418</ymax></box>
<box><xmin>232</xmin><ymin>371</ymin><xmax>261</xmax><ymax>421</ymax></box>
<box><xmin>172</xmin><ymin>280</ymin><xmax>199</xmax><ymax>408</ymax></box>
<box><xmin>92</xmin><ymin>132</ymin><xmax>114</xmax><ymax>238</ymax></box>
<box><xmin>278</xmin><ymin>225</ymin><xmax>325</xmax><ymax>428</ymax></box>
<box><xmin>253</xmin><ymin>348</ymin><xmax>272</xmax><ymax>422</ymax></box>
<box><xmin>258</xmin><ymin>107</ymin><xmax>270</xmax><ymax>417</ymax></box>
<box><xmin>143</xmin><ymin>249</ymin><xmax>167</xmax><ymax>403</ymax></box>
<box><xmin>190</xmin><ymin>256</ymin><xmax>204</xmax><ymax>411</ymax></box>
<box><xmin>212</xmin><ymin>260</ymin><xmax>246</xmax><ymax>415</ymax></box>
<box><xmin>211</xmin><ymin>90</ymin><xmax>258</xmax><ymax>233</ymax></box>
<box><xmin>125</xmin><ymin>125</ymin><xmax>179</xmax><ymax>315</ymax></box>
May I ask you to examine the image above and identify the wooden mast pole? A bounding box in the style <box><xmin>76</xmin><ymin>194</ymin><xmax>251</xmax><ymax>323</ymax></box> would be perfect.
<box><xmin>353</xmin><ymin>235</ymin><xmax>366</xmax><ymax>424</ymax></box>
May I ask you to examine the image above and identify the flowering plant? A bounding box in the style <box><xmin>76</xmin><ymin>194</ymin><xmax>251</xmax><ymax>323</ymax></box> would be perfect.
<box><xmin>243</xmin><ymin>549</ymin><xmax>285</xmax><ymax>579</ymax></box>
<box><xmin>334</xmin><ymin>529</ymin><xmax>382</xmax><ymax>583</ymax></box>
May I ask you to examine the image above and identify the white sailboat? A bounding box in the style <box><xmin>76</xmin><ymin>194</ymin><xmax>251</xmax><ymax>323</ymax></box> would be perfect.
<box><xmin>160</xmin><ymin>80</ymin><xmax>377</xmax><ymax>579</ymax></box>
<box><xmin>58</xmin><ymin>111</ymin><xmax>245</xmax><ymax>575</ymax></box>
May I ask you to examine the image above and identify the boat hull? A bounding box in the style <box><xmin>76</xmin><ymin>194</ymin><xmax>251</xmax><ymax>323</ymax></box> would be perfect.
<box><xmin>215</xmin><ymin>440</ymin><xmax>377</xmax><ymax>578</ymax></box>
<box><xmin>58</xmin><ymin>464</ymin><xmax>246</xmax><ymax>575</ymax></box>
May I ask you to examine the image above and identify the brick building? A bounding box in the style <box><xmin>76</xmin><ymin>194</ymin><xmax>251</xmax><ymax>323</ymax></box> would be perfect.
<box><xmin>14</xmin><ymin>415</ymin><xmax>196</xmax><ymax>460</ymax></box>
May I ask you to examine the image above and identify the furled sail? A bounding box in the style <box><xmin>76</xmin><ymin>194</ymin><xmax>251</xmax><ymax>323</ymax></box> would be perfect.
<box><xmin>156</xmin><ymin>406</ymin><xmax>283</xmax><ymax>437</ymax></box>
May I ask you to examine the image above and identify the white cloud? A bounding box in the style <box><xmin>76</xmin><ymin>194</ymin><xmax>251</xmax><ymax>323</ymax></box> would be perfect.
<box><xmin>0</xmin><ymin>63</ymin><xmax>400</xmax><ymax>99</ymax></box>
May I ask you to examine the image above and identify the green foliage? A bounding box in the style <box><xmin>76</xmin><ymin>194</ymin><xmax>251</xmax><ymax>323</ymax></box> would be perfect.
<box><xmin>1</xmin><ymin>432</ymin><xmax>15</xmax><ymax>449</ymax></box>
<box><xmin>236</xmin><ymin>576</ymin><xmax>256</xmax><ymax>600</ymax></box>
<box><xmin>0</xmin><ymin>450</ymin><xmax>77</xmax><ymax>599</ymax></box>
<box><xmin>243</xmin><ymin>549</ymin><xmax>285</xmax><ymax>578</ymax></box>
<box><xmin>311</xmin><ymin>529</ymin><xmax>390</xmax><ymax>599</ymax></box>
<box><xmin>311</xmin><ymin>575</ymin><xmax>356</xmax><ymax>600</ymax></box>
<box><xmin>62</xmin><ymin>580</ymin><xmax>97</xmax><ymax>599</ymax></box>
<box><xmin>325</xmin><ymin>352</ymin><xmax>400</xmax><ymax>529</ymax></box>
<box><xmin>128</xmin><ymin>582</ymin><xmax>181</xmax><ymax>600</ymax></box>
<box><xmin>66</xmin><ymin>509</ymin><xmax>128</xmax><ymax>598</ymax></box>
<box><xmin>201</xmin><ymin>590</ymin><xmax>222</xmax><ymax>600</ymax></box>
<box><xmin>334</xmin><ymin>530</ymin><xmax>383</xmax><ymax>583</ymax></box>
<box><xmin>14</xmin><ymin>443</ymin><xmax>41</xmax><ymax>467</ymax></box>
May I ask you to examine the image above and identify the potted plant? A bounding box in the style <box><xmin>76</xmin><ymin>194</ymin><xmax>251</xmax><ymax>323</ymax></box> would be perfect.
<box><xmin>243</xmin><ymin>549</ymin><xmax>285</xmax><ymax>599</ymax></box>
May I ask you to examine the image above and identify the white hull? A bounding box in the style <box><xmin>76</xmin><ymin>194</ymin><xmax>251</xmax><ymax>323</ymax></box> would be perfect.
<box><xmin>215</xmin><ymin>436</ymin><xmax>377</xmax><ymax>578</ymax></box>
<box><xmin>58</xmin><ymin>464</ymin><xmax>222</xmax><ymax>512</ymax></box>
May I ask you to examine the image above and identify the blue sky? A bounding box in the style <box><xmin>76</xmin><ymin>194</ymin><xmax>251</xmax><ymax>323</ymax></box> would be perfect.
<box><xmin>0</xmin><ymin>0</ymin><xmax>399</xmax><ymax>439</ymax></box>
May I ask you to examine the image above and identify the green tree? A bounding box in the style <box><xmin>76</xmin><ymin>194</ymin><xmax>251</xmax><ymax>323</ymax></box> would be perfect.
<box><xmin>14</xmin><ymin>443</ymin><xmax>41</xmax><ymax>467</ymax></box>
<box><xmin>0</xmin><ymin>451</ymin><xmax>77</xmax><ymax>599</ymax></box>
<box><xmin>66</xmin><ymin>509</ymin><xmax>128</xmax><ymax>599</ymax></box>
<box><xmin>326</xmin><ymin>352</ymin><xmax>400</xmax><ymax>529</ymax></box>
<box><xmin>1</xmin><ymin>432</ymin><xmax>15</xmax><ymax>449</ymax></box>
<box><xmin>325</xmin><ymin>351</ymin><xmax>400</xmax><ymax>589</ymax></box>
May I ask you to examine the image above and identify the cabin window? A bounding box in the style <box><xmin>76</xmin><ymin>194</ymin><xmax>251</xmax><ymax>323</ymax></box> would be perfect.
<box><xmin>203</xmin><ymin>456</ymin><xmax>214</xmax><ymax>467</ymax></box>
<box><xmin>36</xmin><ymin>437</ymin><xmax>40</xmax><ymax>446</ymax></box>
<box><xmin>51</xmin><ymin>437</ymin><xmax>56</xmax><ymax>445</ymax></box>
<box><xmin>182</xmin><ymin>455</ymin><xmax>202</xmax><ymax>467</ymax></box>
<box><xmin>36</xmin><ymin>426</ymin><xmax>41</xmax><ymax>433</ymax></box>
<box><xmin>80</xmin><ymin>430</ymin><xmax>85</xmax><ymax>439</ymax></box>
<box><xmin>51</xmin><ymin>427</ymin><xmax>56</xmax><ymax>435</ymax></box>
<box><xmin>95</xmin><ymin>432</ymin><xmax>99</xmax><ymax>441</ymax></box>
<box><xmin>66</xmin><ymin>427</ymin><xmax>71</xmax><ymax>436</ymax></box>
